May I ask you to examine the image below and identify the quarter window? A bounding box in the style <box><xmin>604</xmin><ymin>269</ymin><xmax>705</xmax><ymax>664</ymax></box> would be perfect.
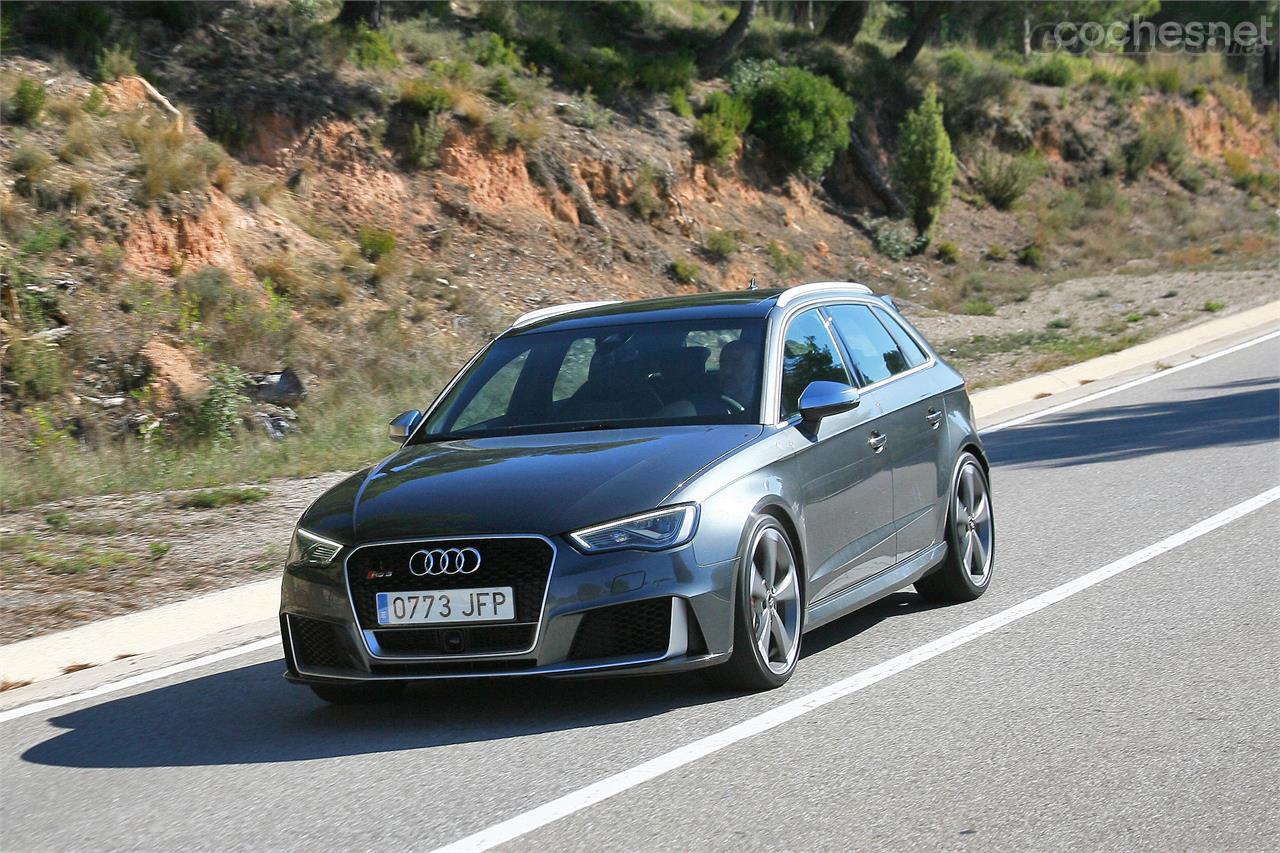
<box><xmin>873</xmin><ymin>308</ymin><xmax>928</xmax><ymax>368</ymax></box>
<box><xmin>780</xmin><ymin>308</ymin><xmax>851</xmax><ymax>419</ymax></box>
<box><xmin>825</xmin><ymin>304</ymin><xmax>913</xmax><ymax>386</ymax></box>
<box><xmin>451</xmin><ymin>349</ymin><xmax>530</xmax><ymax>430</ymax></box>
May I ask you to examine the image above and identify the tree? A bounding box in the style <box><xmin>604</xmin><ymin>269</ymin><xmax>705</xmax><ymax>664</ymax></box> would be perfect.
<box><xmin>337</xmin><ymin>1</ymin><xmax>383</xmax><ymax>29</ymax></box>
<box><xmin>893</xmin><ymin>84</ymin><xmax>956</xmax><ymax>235</ymax></box>
<box><xmin>894</xmin><ymin>1</ymin><xmax>949</xmax><ymax>66</ymax></box>
<box><xmin>699</xmin><ymin>0</ymin><xmax>759</xmax><ymax>76</ymax></box>
<box><xmin>821</xmin><ymin>1</ymin><xmax>870</xmax><ymax>42</ymax></box>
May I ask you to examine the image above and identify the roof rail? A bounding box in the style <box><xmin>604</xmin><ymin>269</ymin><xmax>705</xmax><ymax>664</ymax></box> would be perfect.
<box><xmin>773</xmin><ymin>279</ymin><xmax>875</xmax><ymax>306</ymax></box>
<box><xmin>774</xmin><ymin>281</ymin><xmax>873</xmax><ymax>308</ymax></box>
<box><xmin>510</xmin><ymin>300</ymin><xmax>619</xmax><ymax>329</ymax></box>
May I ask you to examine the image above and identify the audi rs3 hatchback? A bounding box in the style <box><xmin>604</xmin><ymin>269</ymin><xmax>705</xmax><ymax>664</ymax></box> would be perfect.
<box><xmin>281</xmin><ymin>282</ymin><xmax>994</xmax><ymax>702</ymax></box>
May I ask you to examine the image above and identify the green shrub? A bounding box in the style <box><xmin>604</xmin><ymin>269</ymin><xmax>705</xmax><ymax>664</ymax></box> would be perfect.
<box><xmin>869</xmin><ymin>217</ymin><xmax>916</xmax><ymax>261</ymax></box>
<box><xmin>1151</xmin><ymin>65</ymin><xmax>1182</xmax><ymax>95</ymax></box>
<box><xmin>399</xmin><ymin>79</ymin><xmax>454</xmax><ymax>115</ymax></box>
<box><xmin>177</xmin><ymin>265</ymin><xmax>232</xmax><ymax>317</ymax></box>
<box><xmin>692</xmin><ymin>91</ymin><xmax>751</xmax><ymax>166</ymax></box>
<box><xmin>406</xmin><ymin>115</ymin><xmax>448</xmax><ymax>169</ymax></box>
<box><xmin>489</xmin><ymin>73</ymin><xmax>519</xmax><ymax>106</ymax></box>
<box><xmin>670</xmin><ymin>87</ymin><xmax>693</xmax><ymax>118</ymax></box>
<box><xmin>630</xmin><ymin>163</ymin><xmax>662</xmax><ymax>220</ymax></box>
<box><xmin>703</xmin><ymin>229</ymin><xmax>738</xmax><ymax>261</ymax></box>
<box><xmin>1223</xmin><ymin>149</ymin><xmax>1252</xmax><ymax>184</ymax></box>
<box><xmin>960</xmin><ymin>299</ymin><xmax>995</xmax><ymax>316</ymax></box>
<box><xmin>358</xmin><ymin>227</ymin><xmax>397</xmax><ymax>260</ymax></box>
<box><xmin>12</xmin><ymin>145</ymin><xmax>53</xmax><ymax>197</ymax></box>
<box><xmin>95</xmin><ymin>44</ymin><xmax>137</xmax><ymax>82</ymax></box>
<box><xmin>1189</xmin><ymin>84</ymin><xmax>1209</xmax><ymax>104</ymax></box>
<box><xmin>934</xmin><ymin>50</ymin><xmax>1016</xmax><ymax>136</ymax></box>
<box><xmin>1083</xmin><ymin>177</ymin><xmax>1126</xmax><ymax>211</ymax></box>
<box><xmin>935</xmin><ymin>240</ymin><xmax>960</xmax><ymax>264</ymax></box>
<box><xmin>767</xmin><ymin>240</ymin><xmax>804</xmax><ymax>274</ymax></box>
<box><xmin>19</xmin><ymin>222</ymin><xmax>71</xmax><ymax>256</ymax></box>
<box><xmin>471</xmin><ymin>32</ymin><xmax>520</xmax><ymax>68</ymax></box>
<box><xmin>9</xmin><ymin>77</ymin><xmax>47</xmax><ymax>125</ymax></box>
<box><xmin>1124</xmin><ymin>106</ymin><xmax>1186</xmax><ymax>178</ymax></box>
<box><xmin>83</xmin><ymin>87</ymin><xmax>109</xmax><ymax>116</ymax></box>
<box><xmin>7</xmin><ymin>336</ymin><xmax>68</xmax><ymax>400</ymax></box>
<box><xmin>971</xmin><ymin>147</ymin><xmax>1040</xmax><ymax>210</ymax></box>
<box><xmin>636</xmin><ymin>53</ymin><xmax>696</xmax><ymax>94</ymax></box>
<box><xmin>1026</xmin><ymin>55</ymin><xmax>1074</xmax><ymax>87</ymax></box>
<box><xmin>190</xmin><ymin>365</ymin><xmax>249</xmax><ymax>447</ymax></box>
<box><xmin>733</xmin><ymin>64</ymin><xmax>853</xmax><ymax>177</ymax></box>
<box><xmin>670</xmin><ymin>258</ymin><xmax>700</xmax><ymax>285</ymax></box>
<box><xmin>351</xmin><ymin>24</ymin><xmax>399</xmax><ymax>70</ymax></box>
<box><xmin>894</xmin><ymin>84</ymin><xmax>956</xmax><ymax>235</ymax></box>
<box><xmin>1017</xmin><ymin>244</ymin><xmax>1045</xmax><ymax>268</ymax></box>
<box><xmin>1202</xmin><ymin>300</ymin><xmax>1225</xmax><ymax>313</ymax></box>
<box><xmin>985</xmin><ymin>244</ymin><xmax>1007</xmax><ymax>261</ymax></box>
<box><xmin>1176</xmin><ymin>163</ymin><xmax>1205</xmax><ymax>193</ymax></box>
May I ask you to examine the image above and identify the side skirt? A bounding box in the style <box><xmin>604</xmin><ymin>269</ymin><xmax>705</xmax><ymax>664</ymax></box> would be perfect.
<box><xmin>803</xmin><ymin>542</ymin><xmax>947</xmax><ymax>632</ymax></box>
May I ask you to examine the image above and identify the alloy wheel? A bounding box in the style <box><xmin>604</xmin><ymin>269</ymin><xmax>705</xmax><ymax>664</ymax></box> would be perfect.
<box><xmin>953</xmin><ymin>462</ymin><xmax>994</xmax><ymax>587</ymax></box>
<box><xmin>748</xmin><ymin>527</ymin><xmax>801</xmax><ymax>674</ymax></box>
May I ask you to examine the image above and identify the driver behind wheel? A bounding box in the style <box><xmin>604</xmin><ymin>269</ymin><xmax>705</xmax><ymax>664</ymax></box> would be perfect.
<box><xmin>718</xmin><ymin>338</ymin><xmax>757</xmax><ymax>411</ymax></box>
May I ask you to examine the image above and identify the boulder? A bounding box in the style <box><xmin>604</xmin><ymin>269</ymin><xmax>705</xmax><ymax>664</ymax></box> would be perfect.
<box><xmin>246</xmin><ymin>368</ymin><xmax>306</xmax><ymax>406</ymax></box>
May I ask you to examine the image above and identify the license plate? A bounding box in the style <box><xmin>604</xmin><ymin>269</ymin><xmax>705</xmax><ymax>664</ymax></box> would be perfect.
<box><xmin>375</xmin><ymin>587</ymin><xmax>515</xmax><ymax>626</ymax></box>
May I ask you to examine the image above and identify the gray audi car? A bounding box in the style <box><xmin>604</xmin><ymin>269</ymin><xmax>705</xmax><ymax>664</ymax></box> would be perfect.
<box><xmin>281</xmin><ymin>282</ymin><xmax>994</xmax><ymax>702</ymax></box>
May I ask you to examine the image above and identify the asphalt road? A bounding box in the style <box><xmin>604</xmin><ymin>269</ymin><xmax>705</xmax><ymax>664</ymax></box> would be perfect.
<box><xmin>2</xmin><ymin>335</ymin><xmax>1277</xmax><ymax>852</ymax></box>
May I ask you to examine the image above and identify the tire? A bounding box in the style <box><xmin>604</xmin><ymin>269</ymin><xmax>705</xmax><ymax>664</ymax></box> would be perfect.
<box><xmin>710</xmin><ymin>516</ymin><xmax>803</xmax><ymax>691</ymax></box>
<box><xmin>308</xmin><ymin>680</ymin><xmax>407</xmax><ymax>705</ymax></box>
<box><xmin>916</xmin><ymin>452</ymin><xmax>994</xmax><ymax>603</ymax></box>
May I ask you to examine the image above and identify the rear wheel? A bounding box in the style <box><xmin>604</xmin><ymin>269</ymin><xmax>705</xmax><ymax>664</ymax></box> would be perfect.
<box><xmin>711</xmin><ymin>517</ymin><xmax>803</xmax><ymax>691</ymax></box>
<box><xmin>916</xmin><ymin>453</ymin><xmax>994</xmax><ymax>603</ymax></box>
<box><xmin>308</xmin><ymin>680</ymin><xmax>407</xmax><ymax>705</ymax></box>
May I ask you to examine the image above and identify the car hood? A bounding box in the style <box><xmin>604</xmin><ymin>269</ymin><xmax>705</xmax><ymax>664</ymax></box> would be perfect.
<box><xmin>300</xmin><ymin>424</ymin><xmax>763</xmax><ymax>543</ymax></box>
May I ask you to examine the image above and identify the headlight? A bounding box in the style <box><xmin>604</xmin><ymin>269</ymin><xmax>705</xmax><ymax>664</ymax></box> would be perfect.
<box><xmin>569</xmin><ymin>505</ymin><xmax>698</xmax><ymax>553</ymax></box>
<box><xmin>288</xmin><ymin>527</ymin><xmax>344</xmax><ymax>566</ymax></box>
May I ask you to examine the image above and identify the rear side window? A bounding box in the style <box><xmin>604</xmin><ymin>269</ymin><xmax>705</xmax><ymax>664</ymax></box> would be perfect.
<box><xmin>872</xmin><ymin>308</ymin><xmax>928</xmax><ymax>368</ymax></box>
<box><xmin>780</xmin><ymin>308</ymin><xmax>851</xmax><ymax>419</ymax></box>
<box><xmin>825</xmin><ymin>304</ymin><xmax>913</xmax><ymax>386</ymax></box>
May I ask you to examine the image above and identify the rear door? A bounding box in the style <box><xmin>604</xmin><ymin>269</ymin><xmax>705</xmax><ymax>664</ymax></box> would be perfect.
<box><xmin>781</xmin><ymin>308</ymin><xmax>897</xmax><ymax>602</ymax></box>
<box><xmin>824</xmin><ymin>303</ymin><xmax>943</xmax><ymax>564</ymax></box>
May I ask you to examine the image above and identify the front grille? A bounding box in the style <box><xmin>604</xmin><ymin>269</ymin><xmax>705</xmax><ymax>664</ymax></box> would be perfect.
<box><xmin>374</xmin><ymin>623</ymin><xmax>536</xmax><ymax>655</ymax></box>
<box><xmin>347</xmin><ymin>537</ymin><xmax>554</xmax><ymax>657</ymax></box>
<box><xmin>289</xmin><ymin>615</ymin><xmax>359</xmax><ymax>669</ymax></box>
<box><xmin>569</xmin><ymin>598</ymin><xmax>672</xmax><ymax>661</ymax></box>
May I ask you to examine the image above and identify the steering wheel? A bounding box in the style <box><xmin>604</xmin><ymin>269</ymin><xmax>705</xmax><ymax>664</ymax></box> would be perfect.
<box><xmin>720</xmin><ymin>394</ymin><xmax>745</xmax><ymax>414</ymax></box>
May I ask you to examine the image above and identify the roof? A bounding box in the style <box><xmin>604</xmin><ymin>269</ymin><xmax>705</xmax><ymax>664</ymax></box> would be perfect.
<box><xmin>507</xmin><ymin>283</ymin><xmax>880</xmax><ymax>335</ymax></box>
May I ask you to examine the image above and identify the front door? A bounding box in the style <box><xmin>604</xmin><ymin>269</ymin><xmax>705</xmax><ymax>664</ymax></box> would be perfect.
<box><xmin>781</xmin><ymin>309</ymin><xmax>897</xmax><ymax>604</ymax></box>
<box><xmin>825</xmin><ymin>303</ymin><xmax>944</xmax><ymax>563</ymax></box>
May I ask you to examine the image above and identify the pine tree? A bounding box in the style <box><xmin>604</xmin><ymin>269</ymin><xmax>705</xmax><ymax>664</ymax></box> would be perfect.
<box><xmin>894</xmin><ymin>84</ymin><xmax>956</xmax><ymax>236</ymax></box>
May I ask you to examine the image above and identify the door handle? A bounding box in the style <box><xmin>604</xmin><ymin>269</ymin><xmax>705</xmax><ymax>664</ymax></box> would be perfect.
<box><xmin>926</xmin><ymin>408</ymin><xmax>943</xmax><ymax>429</ymax></box>
<box><xmin>868</xmin><ymin>431</ymin><xmax>887</xmax><ymax>453</ymax></box>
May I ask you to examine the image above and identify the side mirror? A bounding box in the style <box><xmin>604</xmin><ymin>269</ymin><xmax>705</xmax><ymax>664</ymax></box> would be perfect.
<box><xmin>389</xmin><ymin>410</ymin><xmax>423</xmax><ymax>443</ymax></box>
<box><xmin>798</xmin><ymin>381</ymin><xmax>860</xmax><ymax>423</ymax></box>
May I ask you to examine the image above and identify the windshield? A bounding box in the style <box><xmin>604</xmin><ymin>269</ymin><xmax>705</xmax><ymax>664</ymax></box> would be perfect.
<box><xmin>417</xmin><ymin>318</ymin><xmax>766</xmax><ymax>440</ymax></box>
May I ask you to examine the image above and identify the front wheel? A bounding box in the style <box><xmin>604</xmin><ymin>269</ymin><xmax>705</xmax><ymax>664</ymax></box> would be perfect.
<box><xmin>308</xmin><ymin>680</ymin><xmax>407</xmax><ymax>705</ymax></box>
<box><xmin>916</xmin><ymin>452</ymin><xmax>994</xmax><ymax>603</ymax></box>
<box><xmin>710</xmin><ymin>517</ymin><xmax>803</xmax><ymax>691</ymax></box>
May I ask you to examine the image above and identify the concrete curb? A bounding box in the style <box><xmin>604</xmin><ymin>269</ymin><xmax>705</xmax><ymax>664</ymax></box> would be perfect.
<box><xmin>3</xmin><ymin>299</ymin><xmax>1277</xmax><ymax>690</ymax></box>
<box><xmin>1</xmin><ymin>579</ymin><xmax>280</xmax><ymax>686</ymax></box>
<box><xmin>969</xmin><ymin>301</ymin><xmax>1280</xmax><ymax>420</ymax></box>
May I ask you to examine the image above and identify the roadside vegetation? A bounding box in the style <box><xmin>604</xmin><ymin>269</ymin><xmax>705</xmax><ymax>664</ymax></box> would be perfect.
<box><xmin>1</xmin><ymin>0</ymin><xmax>1276</xmax><ymax>510</ymax></box>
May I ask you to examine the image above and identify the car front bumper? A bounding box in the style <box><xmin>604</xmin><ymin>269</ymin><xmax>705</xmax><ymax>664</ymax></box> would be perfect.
<box><xmin>279</xmin><ymin>535</ymin><xmax>738</xmax><ymax>683</ymax></box>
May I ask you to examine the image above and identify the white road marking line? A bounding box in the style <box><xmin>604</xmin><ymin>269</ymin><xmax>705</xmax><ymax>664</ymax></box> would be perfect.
<box><xmin>1</xmin><ymin>329</ymin><xmax>1274</xmax><ymax>724</ymax></box>
<box><xmin>432</xmin><ymin>485</ymin><xmax>1280</xmax><ymax>853</ymax></box>
<box><xmin>982</xmin><ymin>328</ymin><xmax>1280</xmax><ymax>433</ymax></box>
<box><xmin>0</xmin><ymin>637</ymin><xmax>278</xmax><ymax>724</ymax></box>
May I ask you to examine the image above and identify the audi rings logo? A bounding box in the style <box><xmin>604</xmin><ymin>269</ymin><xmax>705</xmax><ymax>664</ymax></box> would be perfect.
<box><xmin>408</xmin><ymin>546</ymin><xmax>482</xmax><ymax>576</ymax></box>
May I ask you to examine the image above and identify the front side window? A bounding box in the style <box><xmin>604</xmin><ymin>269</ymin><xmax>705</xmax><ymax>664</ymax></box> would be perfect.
<box><xmin>418</xmin><ymin>319</ymin><xmax>766</xmax><ymax>440</ymax></box>
<box><xmin>780</xmin><ymin>308</ymin><xmax>851</xmax><ymax>419</ymax></box>
<box><xmin>825</xmin><ymin>303</ymin><xmax>912</xmax><ymax>386</ymax></box>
